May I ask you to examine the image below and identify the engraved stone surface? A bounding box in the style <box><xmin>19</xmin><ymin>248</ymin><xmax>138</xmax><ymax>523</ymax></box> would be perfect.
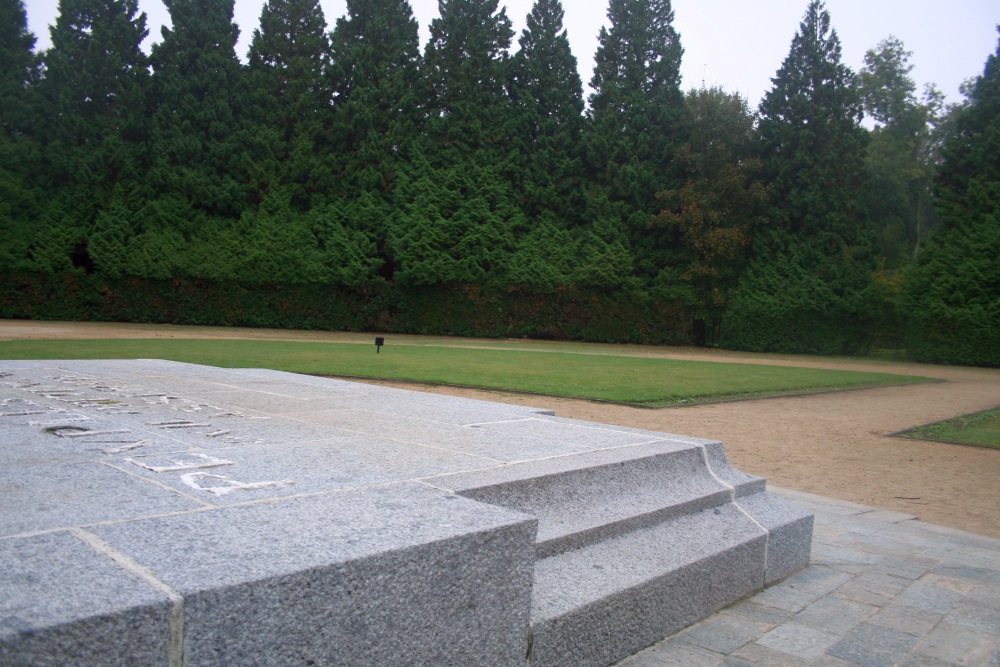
<box><xmin>0</xmin><ymin>359</ymin><xmax>812</xmax><ymax>666</ymax></box>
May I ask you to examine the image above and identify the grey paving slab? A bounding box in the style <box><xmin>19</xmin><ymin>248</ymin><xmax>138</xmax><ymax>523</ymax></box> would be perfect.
<box><xmin>871</xmin><ymin>602</ymin><xmax>946</xmax><ymax>635</ymax></box>
<box><xmin>911</xmin><ymin>621</ymin><xmax>999</xmax><ymax>665</ymax></box>
<box><xmin>756</xmin><ymin>622</ymin><xmax>842</xmax><ymax>661</ymax></box>
<box><xmin>0</xmin><ymin>460</ymin><xmax>204</xmax><ymax>536</ymax></box>
<box><xmin>0</xmin><ymin>531</ymin><xmax>173</xmax><ymax>666</ymax></box>
<box><xmin>826</xmin><ymin>622</ymin><xmax>919</xmax><ymax>667</ymax></box>
<box><xmin>676</xmin><ymin>616</ymin><xmax>771</xmax><ymax>653</ymax></box>
<box><xmin>794</xmin><ymin>596</ymin><xmax>878</xmax><ymax>635</ymax></box>
<box><xmin>112</xmin><ymin>434</ymin><xmax>493</xmax><ymax>504</ymax></box>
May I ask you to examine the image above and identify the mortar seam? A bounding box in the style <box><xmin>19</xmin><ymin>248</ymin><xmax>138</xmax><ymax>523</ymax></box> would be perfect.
<box><xmin>69</xmin><ymin>527</ymin><xmax>186</xmax><ymax>667</ymax></box>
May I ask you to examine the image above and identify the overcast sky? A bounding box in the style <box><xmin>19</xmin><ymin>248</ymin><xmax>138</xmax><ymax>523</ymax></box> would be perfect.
<box><xmin>24</xmin><ymin>0</ymin><xmax>1000</xmax><ymax>108</ymax></box>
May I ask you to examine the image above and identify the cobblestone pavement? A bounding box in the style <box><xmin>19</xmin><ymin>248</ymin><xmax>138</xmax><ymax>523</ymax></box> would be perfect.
<box><xmin>616</xmin><ymin>488</ymin><xmax>1000</xmax><ymax>667</ymax></box>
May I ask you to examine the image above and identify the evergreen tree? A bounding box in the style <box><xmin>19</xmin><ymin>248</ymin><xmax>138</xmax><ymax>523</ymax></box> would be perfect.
<box><xmin>328</xmin><ymin>0</ymin><xmax>422</xmax><ymax>195</ymax></box>
<box><xmin>390</xmin><ymin>154</ymin><xmax>521</xmax><ymax>287</ymax></box>
<box><xmin>0</xmin><ymin>0</ymin><xmax>40</xmax><ymax>137</ymax></box>
<box><xmin>723</xmin><ymin>0</ymin><xmax>875</xmax><ymax>354</ymax></box>
<box><xmin>327</xmin><ymin>0</ymin><xmax>424</xmax><ymax>283</ymax></box>
<box><xmin>0</xmin><ymin>0</ymin><xmax>42</xmax><ymax>270</ymax></box>
<box><xmin>508</xmin><ymin>0</ymin><xmax>585</xmax><ymax>225</ymax></box>
<box><xmin>583</xmin><ymin>0</ymin><xmax>684</xmax><ymax>285</ymax></box>
<box><xmin>244</xmin><ymin>0</ymin><xmax>332</xmax><ymax>210</ymax></box>
<box><xmin>32</xmin><ymin>0</ymin><xmax>150</xmax><ymax>274</ymax></box>
<box><xmin>134</xmin><ymin>0</ymin><xmax>247</xmax><ymax>280</ymax></box>
<box><xmin>585</xmin><ymin>0</ymin><xmax>684</xmax><ymax>213</ymax></box>
<box><xmin>147</xmin><ymin>0</ymin><xmax>247</xmax><ymax>219</ymax></box>
<box><xmin>422</xmin><ymin>0</ymin><xmax>514</xmax><ymax>163</ymax></box>
<box><xmin>904</xmin><ymin>30</ymin><xmax>1000</xmax><ymax>366</ymax></box>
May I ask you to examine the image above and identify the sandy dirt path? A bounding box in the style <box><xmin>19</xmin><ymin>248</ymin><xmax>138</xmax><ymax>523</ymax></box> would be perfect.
<box><xmin>2</xmin><ymin>319</ymin><xmax>998</xmax><ymax>538</ymax></box>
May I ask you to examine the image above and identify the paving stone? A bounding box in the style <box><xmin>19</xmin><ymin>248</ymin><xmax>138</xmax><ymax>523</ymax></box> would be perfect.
<box><xmin>943</xmin><ymin>601</ymin><xmax>1000</xmax><ymax>635</ymax></box>
<box><xmin>834</xmin><ymin>572</ymin><xmax>910</xmax><ymax>607</ymax></box>
<box><xmin>897</xmin><ymin>655</ymin><xmax>964</xmax><ymax>667</ymax></box>
<box><xmin>811</xmin><ymin>656</ymin><xmax>868</xmax><ymax>667</ymax></box>
<box><xmin>732</xmin><ymin>640</ymin><xmax>813</xmax><ymax>666</ymax></box>
<box><xmin>918</xmin><ymin>573</ymin><xmax>980</xmax><ymax>595</ymax></box>
<box><xmin>632</xmin><ymin>641</ymin><xmax>725</xmax><ymax>666</ymax></box>
<box><xmin>912</xmin><ymin>621</ymin><xmax>1000</xmax><ymax>665</ymax></box>
<box><xmin>0</xmin><ymin>460</ymin><xmax>203</xmax><ymax>537</ymax></box>
<box><xmin>722</xmin><ymin>600</ymin><xmax>795</xmax><ymax>627</ymax></box>
<box><xmin>676</xmin><ymin>616</ymin><xmax>770</xmax><ymax>654</ymax></box>
<box><xmin>969</xmin><ymin>582</ymin><xmax>1000</xmax><ymax>611</ymax></box>
<box><xmin>871</xmin><ymin>602</ymin><xmax>946</xmax><ymax>636</ymax></box>
<box><xmin>826</xmin><ymin>622</ymin><xmax>919</xmax><ymax>667</ymax></box>
<box><xmin>0</xmin><ymin>531</ymin><xmax>173</xmax><ymax>665</ymax></box>
<box><xmin>932</xmin><ymin>566</ymin><xmax>993</xmax><ymax>582</ymax></box>
<box><xmin>794</xmin><ymin>596</ymin><xmax>878</xmax><ymax>635</ymax></box>
<box><xmin>897</xmin><ymin>583</ymin><xmax>966</xmax><ymax>615</ymax></box>
<box><xmin>755</xmin><ymin>622</ymin><xmax>842</xmax><ymax>661</ymax></box>
<box><xmin>811</xmin><ymin>542</ymin><xmax>884</xmax><ymax>568</ymax></box>
<box><xmin>878</xmin><ymin>560</ymin><xmax>932</xmax><ymax>581</ymax></box>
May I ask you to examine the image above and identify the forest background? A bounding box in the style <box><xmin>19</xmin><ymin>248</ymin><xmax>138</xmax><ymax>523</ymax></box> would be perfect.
<box><xmin>1</xmin><ymin>0</ymin><xmax>998</xmax><ymax>366</ymax></box>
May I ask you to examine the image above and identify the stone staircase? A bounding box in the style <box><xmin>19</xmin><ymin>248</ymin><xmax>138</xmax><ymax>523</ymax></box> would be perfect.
<box><xmin>436</xmin><ymin>439</ymin><xmax>813</xmax><ymax>667</ymax></box>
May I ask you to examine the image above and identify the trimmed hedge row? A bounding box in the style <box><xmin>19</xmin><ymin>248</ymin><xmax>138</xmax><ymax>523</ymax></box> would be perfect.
<box><xmin>0</xmin><ymin>273</ymin><xmax>694</xmax><ymax>345</ymax></box>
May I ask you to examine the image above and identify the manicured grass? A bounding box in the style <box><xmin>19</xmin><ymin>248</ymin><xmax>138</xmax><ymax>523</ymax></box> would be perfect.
<box><xmin>0</xmin><ymin>337</ymin><xmax>932</xmax><ymax>406</ymax></box>
<box><xmin>897</xmin><ymin>408</ymin><xmax>1000</xmax><ymax>449</ymax></box>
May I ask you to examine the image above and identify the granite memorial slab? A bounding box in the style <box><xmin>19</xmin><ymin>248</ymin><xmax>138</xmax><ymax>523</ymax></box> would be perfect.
<box><xmin>0</xmin><ymin>359</ymin><xmax>812</xmax><ymax>666</ymax></box>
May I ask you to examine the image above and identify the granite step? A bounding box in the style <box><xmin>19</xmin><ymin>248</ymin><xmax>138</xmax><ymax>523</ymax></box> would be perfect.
<box><xmin>434</xmin><ymin>439</ymin><xmax>813</xmax><ymax>667</ymax></box>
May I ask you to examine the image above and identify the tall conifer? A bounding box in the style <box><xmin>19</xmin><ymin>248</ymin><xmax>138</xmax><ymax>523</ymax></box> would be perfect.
<box><xmin>583</xmin><ymin>0</ymin><xmax>684</xmax><ymax>285</ymax></box>
<box><xmin>31</xmin><ymin>0</ymin><xmax>150</xmax><ymax>274</ymax></box>
<box><xmin>509</xmin><ymin>0</ymin><xmax>585</xmax><ymax>224</ymax></box>
<box><xmin>41</xmin><ymin>0</ymin><xmax>149</xmax><ymax>183</ymax></box>
<box><xmin>0</xmin><ymin>0</ymin><xmax>42</xmax><ymax>270</ymax></box>
<box><xmin>245</xmin><ymin>0</ymin><xmax>332</xmax><ymax>209</ymax></box>
<box><xmin>724</xmin><ymin>0</ymin><xmax>875</xmax><ymax>354</ymax></box>
<box><xmin>904</xmin><ymin>31</ymin><xmax>1000</xmax><ymax>366</ymax></box>
<box><xmin>586</xmin><ymin>0</ymin><xmax>684</xmax><ymax>213</ymax></box>
<box><xmin>423</xmin><ymin>0</ymin><xmax>514</xmax><ymax>163</ymax></box>
<box><xmin>148</xmin><ymin>0</ymin><xmax>246</xmax><ymax>219</ymax></box>
<box><xmin>328</xmin><ymin>0</ymin><xmax>422</xmax><ymax>199</ymax></box>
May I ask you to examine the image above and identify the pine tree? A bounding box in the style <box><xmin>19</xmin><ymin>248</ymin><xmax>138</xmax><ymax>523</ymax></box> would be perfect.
<box><xmin>32</xmin><ymin>0</ymin><xmax>150</xmax><ymax>274</ymax></box>
<box><xmin>583</xmin><ymin>0</ymin><xmax>684</xmax><ymax>286</ymax></box>
<box><xmin>422</xmin><ymin>0</ymin><xmax>514</xmax><ymax>163</ymax></box>
<box><xmin>904</xmin><ymin>30</ymin><xmax>1000</xmax><ymax>366</ymax></box>
<box><xmin>757</xmin><ymin>0</ymin><xmax>868</xmax><ymax>245</ymax></box>
<box><xmin>508</xmin><ymin>0</ymin><xmax>585</xmax><ymax>225</ymax></box>
<box><xmin>723</xmin><ymin>0</ymin><xmax>875</xmax><ymax>354</ymax></box>
<box><xmin>40</xmin><ymin>0</ymin><xmax>150</xmax><ymax>183</ymax></box>
<box><xmin>0</xmin><ymin>0</ymin><xmax>40</xmax><ymax>138</ymax></box>
<box><xmin>585</xmin><ymin>0</ymin><xmax>684</xmax><ymax>213</ymax></box>
<box><xmin>148</xmin><ymin>0</ymin><xmax>247</xmax><ymax>219</ymax></box>
<box><xmin>0</xmin><ymin>0</ymin><xmax>43</xmax><ymax>270</ymax></box>
<box><xmin>328</xmin><ymin>0</ymin><xmax>422</xmax><ymax>201</ymax></box>
<box><xmin>245</xmin><ymin>0</ymin><xmax>332</xmax><ymax>210</ymax></box>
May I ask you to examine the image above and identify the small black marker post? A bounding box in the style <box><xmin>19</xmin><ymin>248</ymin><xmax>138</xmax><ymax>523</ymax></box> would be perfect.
<box><xmin>375</xmin><ymin>337</ymin><xmax>385</xmax><ymax>354</ymax></box>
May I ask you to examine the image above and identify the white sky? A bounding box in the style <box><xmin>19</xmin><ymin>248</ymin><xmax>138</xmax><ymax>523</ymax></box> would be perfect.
<box><xmin>24</xmin><ymin>0</ymin><xmax>1000</xmax><ymax>108</ymax></box>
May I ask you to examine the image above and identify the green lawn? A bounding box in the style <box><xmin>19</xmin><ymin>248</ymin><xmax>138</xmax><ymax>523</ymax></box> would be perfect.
<box><xmin>897</xmin><ymin>408</ymin><xmax>1000</xmax><ymax>449</ymax></box>
<box><xmin>0</xmin><ymin>337</ymin><xmax>931</xmax><ymax>406</ymax></box>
